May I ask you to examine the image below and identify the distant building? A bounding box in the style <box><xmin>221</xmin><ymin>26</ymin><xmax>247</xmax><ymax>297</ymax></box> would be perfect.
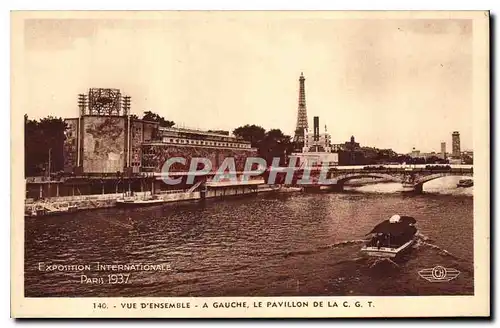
<box><xmin>331</xmin><ymin>136</ymin><xmax>366</xmax><ymax>165</ymax></box>
<box><xmin>410</xmin><ymin>148</ymin><xmax>421</xmax><ymax>158</ymax></box>
<box><xmin>142</xmin><ymin>126</ymin><xmax>256</xmax><ymax>173</ymax></box>
<box><xmin>420</xmin><ymin>152</ymin><xmax>440</xmax><ymax>160</ymax></box>
<box><xmin>407</xmin><ymin>147</ymin><xmax>444</xmax><ymax>162</ymax></box>
<box><xmin>452</xmin><ymin>131</ymin><xmax>461</xmax><ymax>158</ymax></box>
<box><xmin>332</xmin><ymin>136</ymin><xmax>360</xmax><ymax>152</ymax></box>
<box><xmin>441</xmin><ymin>142</ymin><xmax>446</xmax><ymax>159</ymax></box>
<box><xmin>302</xmin><ymin>117</ymin><xmax>332</xmax><ymax>153</ymax></box>
<box><xmin>290</xmin><ymin>116</ymin><xmax>338</xmax><ymax>166</ymax></box>
<box><xmin>448</xmin><ymin>158</ymin><xmax>462</xmax><ymax>165</ymax></box>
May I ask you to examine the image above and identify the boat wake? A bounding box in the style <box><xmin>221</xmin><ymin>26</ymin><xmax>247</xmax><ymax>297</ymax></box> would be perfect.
<box><xmin>280</xmin><ymin>235</ymin><xmax>461</xmax><ymax>272</ymax></box>
<box><xmin>345</xmin><ymin>232</ymin><xmax>461</xmax><ymax>270</ymax></box>
<box><xmin>413</xmin><ymin>238</ymin><xmax>459</xmax><ymax>260</ymax></box>
<box><xmin>367</xmin><ymin>257</ymin><xmax>400</xmax><ymax>269</ymax></box>
<box><xmin>414</xmin><ymin>231</ymin><xmax>432</xmax><ymax>243</ymax></box>
<box><xmin>322</xmin><ymin>239</ymin><xmax>366</xmax><ymax>249</ymax></box>
<box><xmin>100</xmin><ymin>217</ymin><xmax>134</xmax><ymax>229</ymax></box>
<box><xmin>280</xmin><ymin>239</ymin><xmax>365</xmax><ymax>259</ymax></box>
<box><xmin>283</xmin><ymin>239</ymin><xmax>365</xmax><ymax>258</ymax></box>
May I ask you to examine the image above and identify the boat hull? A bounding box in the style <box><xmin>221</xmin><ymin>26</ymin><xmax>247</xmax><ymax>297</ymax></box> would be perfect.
<box><xmin>361</xmin><ymin>239</ymin><xmax>415</xmax><ymax>258</ymax></box>
<box><xmin>457</xmin><ymin>179</ymin><xmax>473</xmax><ymax>188</ymax></box>
<box><xmin>115</xmin><ymin>199</ymin><xmax>165</xmax><ymax>208</ymax></box>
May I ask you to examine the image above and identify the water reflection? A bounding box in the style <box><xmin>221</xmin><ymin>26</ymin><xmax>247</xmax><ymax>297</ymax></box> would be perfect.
<box><xmin>25</xmin><ymin>181</ymin><xmax>473</xmax><ymax>297</ymax></box>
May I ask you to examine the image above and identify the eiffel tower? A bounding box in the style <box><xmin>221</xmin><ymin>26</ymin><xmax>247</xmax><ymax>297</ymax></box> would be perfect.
<box><xmin>293</xmin><ymin>72</ymin><xmax>308</xmax><ymax>149</ymax></box>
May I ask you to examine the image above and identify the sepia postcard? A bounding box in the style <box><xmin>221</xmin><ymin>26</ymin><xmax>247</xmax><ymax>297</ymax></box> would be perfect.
<box><xmin>11</xmin><ymin>10</ymin><xmax>490</xmax><ymax>318</ymax></box>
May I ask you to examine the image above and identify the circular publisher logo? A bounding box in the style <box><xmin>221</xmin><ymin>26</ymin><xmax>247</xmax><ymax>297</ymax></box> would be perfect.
<box><xmin>418</xmin><ymin>265</ymin><xmax>460</xmax><ymax>283</ymax></box>
<box><xmin>431</xmin><ymin>266</ymin><xmax>447</xmax><ymax>280</ymax></box>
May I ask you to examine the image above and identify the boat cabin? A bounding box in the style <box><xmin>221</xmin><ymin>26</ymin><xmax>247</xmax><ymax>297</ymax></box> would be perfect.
<box><xmin>366</xmin><ymin>215</ymin><xmax>417</xmax><ymax>248</ymax></box>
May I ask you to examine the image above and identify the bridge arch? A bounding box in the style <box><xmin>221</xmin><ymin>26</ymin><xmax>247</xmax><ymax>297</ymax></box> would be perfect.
<box><xmin>414</xmin><ymin>173</ymin><xmax>473</xmax><ymax>189</ymax></box>
<box><xmin>335</xmin><ymin>173</ymin><xmax>403</xmax><ymax>185</ymax></box>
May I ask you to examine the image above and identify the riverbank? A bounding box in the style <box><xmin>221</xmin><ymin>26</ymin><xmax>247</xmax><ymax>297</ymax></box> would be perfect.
<box><xmin>23</xmin><ymin>179</ymin><xmax>412</xmax><ymax>217</ymax></box>
<box><xmin>24</xmin><ymin>184</ymin><xmax>296</xmax><ymax>217</ymax></box>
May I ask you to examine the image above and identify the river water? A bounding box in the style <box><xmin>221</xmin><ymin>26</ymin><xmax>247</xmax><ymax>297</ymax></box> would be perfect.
<box><xmin>25</xmin><ymin>176</ymin><xmax>474</xmax><ymax>297</ymax></box>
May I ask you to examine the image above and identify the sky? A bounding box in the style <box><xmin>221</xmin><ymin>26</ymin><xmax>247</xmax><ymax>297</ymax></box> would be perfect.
<box><xmin>20</xmin><ymin>13</ymin><xmax>473</xmax><ymax>153</ymax></box>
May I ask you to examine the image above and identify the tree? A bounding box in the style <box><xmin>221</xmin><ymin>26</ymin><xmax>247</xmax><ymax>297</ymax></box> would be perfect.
<box><xmin>233</xmin><ymin>125</ymin><xmax>292</xmax><ymax>165</ymax></box>
<box><xmin>259</xmin><ymin>129</ymin><xmax>293</xmax><ymax>165</ymax></box>
<box><xmin>232</xmin><ymin>124</ymin><xmax>266</xmax><ymax>148</ymax></box>
<box><xmin>462</xmin><ymin>155</ymin><xmax>473</xmax><ymax>165</ymax></box>
<box><xmin>25</xmin><ymin>115</ymin><xmax>67</xmax><ymax>177</ymax></box>
<box><xmin>142</xmin><ymin>111</ymin><xmax>175</xmax><ymax>128</ymax></box>
<box><xmin>396</xmin><ymin>154</ymin><xmax>412</xmax><ymax>164</ymax></box>
<box><xmin>425</xmin><ymin>156</ymin><xmax>445</xmax><ymax>164</ymax></box>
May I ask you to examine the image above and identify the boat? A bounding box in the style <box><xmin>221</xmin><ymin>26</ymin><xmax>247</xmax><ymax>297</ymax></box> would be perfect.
<box><xmin>115</xmin><ymin>194</ymin><xmax>165</xmax><ymax>207</ymax></box>
<box><xmin>361</xmin><ymin>215</ymin><xmax>418</xmax><ymax>258</ymax></box>
<box><xmin>25</xmin><ymin>202</ymin><xmax>79</xmax><ymax>217</ymax></box>
<box><xmin>457</xmin><ymin>179</ymin><xmax>473</xmax><ymax>188</ymax></box>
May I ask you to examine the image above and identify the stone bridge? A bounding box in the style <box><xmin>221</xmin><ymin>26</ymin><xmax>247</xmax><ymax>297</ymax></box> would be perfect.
<box><xmin>301</xmin><ymin>167</ymin><xmax>473</xmax><ymax>193</ymax></box>
<box><xmin>144</xmin><ymin>166</ymin><xmax>473</xmax><ymax>194</ymax></box>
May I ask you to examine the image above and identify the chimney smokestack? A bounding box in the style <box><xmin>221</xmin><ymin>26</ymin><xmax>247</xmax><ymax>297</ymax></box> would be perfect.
<box><xmin>313</xmin><ymin>116</ymin><xmax>319</xmax><ymax>141</ymax></box>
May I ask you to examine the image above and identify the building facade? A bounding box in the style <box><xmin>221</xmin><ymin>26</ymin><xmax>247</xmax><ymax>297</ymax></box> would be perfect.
<box><xmin>441</xmin><ymin>142</ymin><xmax>446</xmax><ymax>159</ymax></box>
<box><xmin>410</xmin><ymin>148</ymin><xmax>421</xmax><ymax>158</ymax></box>
<box><xmin>331</xmin><ymin>136</ymin><xmax>365</xmax><ymax>165</ymax></box>
<box><xmin>452</xmin><ymin>131</ymin><xmax>461</xmax><ymax>158</ymax></box>
<box><xmin>63</xmin><ymin>88</ymin><xmax>257</xmax><ymax>176</ymax></box>
<box><xmin>302</xmin><ymin>117</ymin><xmax>332</xmax><ymax>153</ymax></box>
<box><xmin>141</xmin><ymin>127</ymin><xmax>256</xmax><ymax>173</ymax></box>
<box><xmin>63</xmin><ymin>88</ymin><xmax>158</xmax><ymax>174</ymax></box>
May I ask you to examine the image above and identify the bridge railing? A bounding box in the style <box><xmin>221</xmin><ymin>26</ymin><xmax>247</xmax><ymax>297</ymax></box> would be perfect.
<box><xmin>326</xmin><ymin>168</ymin><xmax>473</xmax><ymax>174</ymax></box>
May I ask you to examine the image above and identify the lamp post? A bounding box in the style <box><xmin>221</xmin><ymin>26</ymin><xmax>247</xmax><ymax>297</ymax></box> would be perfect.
<box><xmin>48</xmin><ymin>148</ymin><xmax>52</xmax><ymax>197</ymax></box>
